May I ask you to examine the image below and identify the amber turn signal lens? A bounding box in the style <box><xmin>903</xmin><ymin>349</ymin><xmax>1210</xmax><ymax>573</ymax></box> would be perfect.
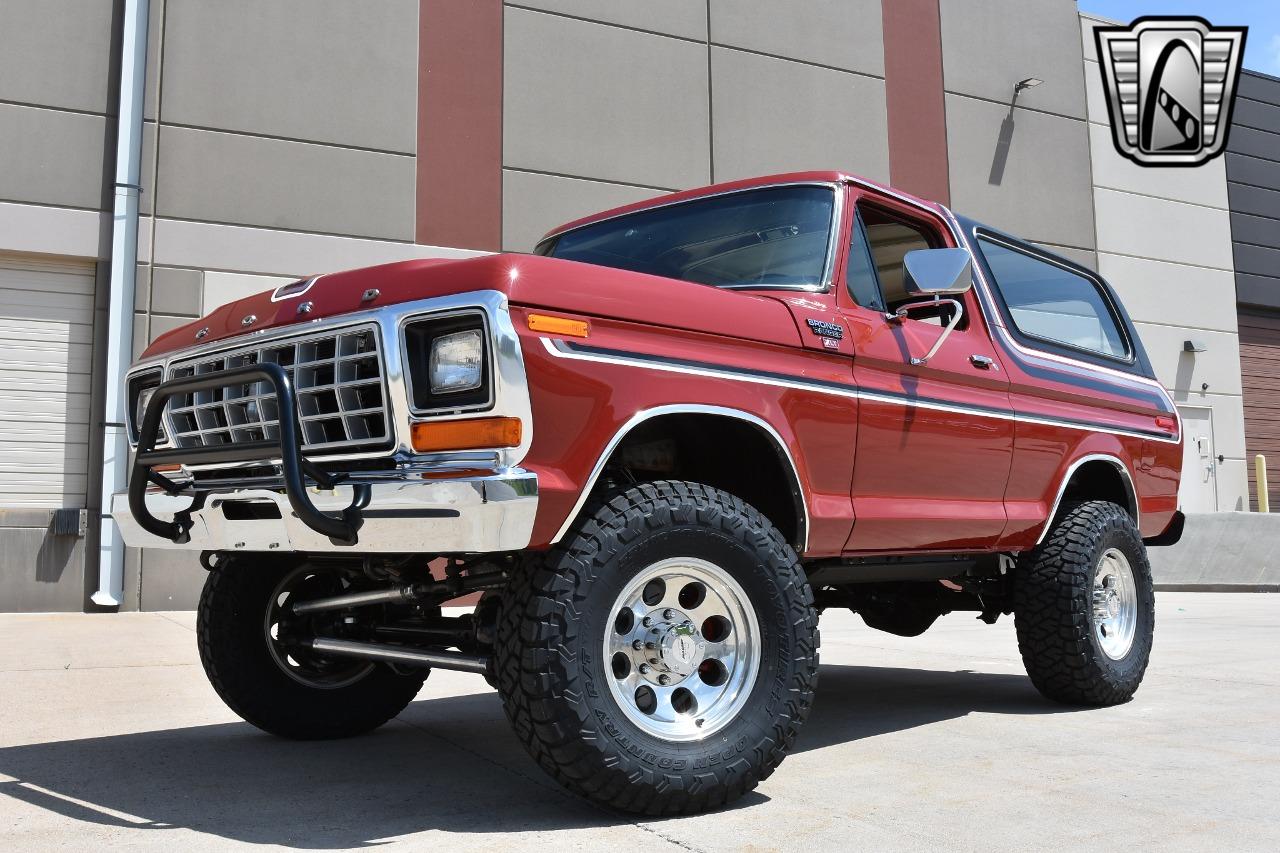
<box><xmin>527</xmin><ymin>313</ymin><xmax>589</xmax><ymax>338</ymax></box>
<box><xmin>410</xmin><ymin>417</ymin><xmax>522</xmax><ymax>453</ymax></box>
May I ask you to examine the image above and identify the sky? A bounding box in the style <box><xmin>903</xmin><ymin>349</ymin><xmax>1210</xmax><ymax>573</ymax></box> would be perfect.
<box><xmin>1078</xmin><ymin>1</ymin><xmax>1280</xmax><ymax>76</ymax></box>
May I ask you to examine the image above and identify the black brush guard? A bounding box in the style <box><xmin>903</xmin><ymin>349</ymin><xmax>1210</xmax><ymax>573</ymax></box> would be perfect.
<box><xmin>128</xmin><ymin>363</ymin><xmax>370</xmax><ymax>546</ymax></box>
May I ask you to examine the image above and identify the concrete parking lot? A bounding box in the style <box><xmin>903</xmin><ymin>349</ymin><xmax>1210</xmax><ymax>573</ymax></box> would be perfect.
<box><xmin>1</xmin><ymin>592</ymin><xmax>1276</xmax><ymax>852</ymax></box>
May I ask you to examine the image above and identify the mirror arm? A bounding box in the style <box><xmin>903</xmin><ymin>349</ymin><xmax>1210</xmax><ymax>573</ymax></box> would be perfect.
<box><xmin>908</xmin><ymin>298</ymin><xmax>965</xmax><ymax>366</ymax></box>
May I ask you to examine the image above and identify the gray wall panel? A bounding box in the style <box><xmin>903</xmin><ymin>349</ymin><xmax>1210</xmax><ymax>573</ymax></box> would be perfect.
<box><xmin>1226</xmin><ymin>153</ymin><xmax>1280</xmax><ymax>190</ymax></box>
<box><xmin>942</xmin><ymin>0</ymin><xmax>1089</xmax><ymax>119</ymax></box>
<box><xmin>1230</xmin><ymin>212</ymin><xmax>1280</xmax><ymax>250</ymax></box>
<box><xmin>1232</xmin><ymin>98</ymin><xmax>1280</xmax><ymax>134</ymax></box>
<box><xmin>502</xmin><ymin>169</ymin><xmax>666</xmax><ymax>252</ymax></box>
<box><xmin>709</xmin><ymin>0</ymin><xmax>884</xmax><ymax>77</ymax></box>
<box><xmin>946</xmin><ymin>94</ymin><xmax>1095</xmax><ymax>249</ymax></box>
<box><xmin>504</xmin><ymin>7</ymin><xmax>709</xmax><ymax>189</ymax></box>
<box><xmin>161</xmin><ymin>0</ymin><xmax>418</xmax><ymax>153</ymax></box>
<box><xmin>1225</xmin><ymin>127</ymin><xmax>1280</xmax><ymax>164</ymax></box>
<box><xmin>1233</xmin><ymin>243</ymin><xmax>1280</xmax><ymax>280</ymax></box>
<box><xmin>155</xmin><ymin>126</ymin><xmax>415</xmax><ymax>240</ymax></box>
<box><xmin>507</xmin><ymin>0</ymin><xmax>707</xmax><ymax>40</ymax></box>
<box><xmin>711</xmin><ymin>48</ymin><xmax>889</xmax><ymax>183</ymax></box>
<box><xmin>0</xmin><ymin>0</ymin><xmax>118</xmax><ymax>114</ymax></box>
<box><xmin>0</xmin><ymin>104</ymin><xmax>110</xmax><ymax>210</ymax></box>
<box><xmin>1227</xmin><ymin>183</ymin><xmax>1280</xmax><ymax>220</ymax></box>
<box><xmin>0</xmin><ymin>521</ymin><xmax>86</xmax><ymax>613</ymax></box>
<box><xmin>1235</xmin><ymin>273</ymin><xmax>1280</xmax><ymax>310</ymax></box>
<box><xmin>1239</xmin><ymin>72</ymin><xmax>1280</xmax><ymax>107</ymax></box>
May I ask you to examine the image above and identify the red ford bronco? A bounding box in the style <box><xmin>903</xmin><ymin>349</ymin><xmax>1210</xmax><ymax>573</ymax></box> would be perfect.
<box><xmin>117</xmin><ymin>172</ymin><xmax>1182</xmax><ymax>815</ymax></box>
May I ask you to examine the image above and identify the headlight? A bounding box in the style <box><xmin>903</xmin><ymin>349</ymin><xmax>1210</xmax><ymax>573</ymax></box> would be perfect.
<box><xmin>403</xmin><ymin>313</ymin><xmax>492</xmax><ymax>413</ymax></box>
<box><xmin>127</xmin><ymin>369</ymin><xmax>164</xmax><ymax>443</ymax></box>
<box><xmin>429</xmin><ymin>329</ymin><xmax>484</xmax><ymax>394</ymax></box>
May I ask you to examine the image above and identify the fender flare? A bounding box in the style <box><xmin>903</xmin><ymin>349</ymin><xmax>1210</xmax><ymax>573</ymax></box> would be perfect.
<box><xmin>550</xmin><ymin>403</ymin><xmax>810</xmax><ymax>553</ymax></box>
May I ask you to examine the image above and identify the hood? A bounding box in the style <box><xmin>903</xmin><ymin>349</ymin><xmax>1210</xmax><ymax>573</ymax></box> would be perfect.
<box><xmin>142</xmin><ymin>254</ymin><xmax>803</xmax><ymax>359</ymax></box>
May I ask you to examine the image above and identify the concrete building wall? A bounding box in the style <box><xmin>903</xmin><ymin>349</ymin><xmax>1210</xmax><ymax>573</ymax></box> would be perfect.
<box><xmin>499</xmin><ymin>0</ymin><xmax>890</xmax><ymax>251</ymax></box>
<box><xmin>1081</xmin><ymin>13</ymin><xmax>1249</xmax><ymax>512</ymax></box>
<box><xmin>941</xmin><ymin>0</ymin><xmax>1097</xmax><ymax>263</ymax></box>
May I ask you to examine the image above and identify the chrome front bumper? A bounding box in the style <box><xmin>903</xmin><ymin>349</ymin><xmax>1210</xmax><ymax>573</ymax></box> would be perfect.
<box><xmin>111</xmin><ymin>470</ymin><xmax>538</xmax><ymax>554</ymax></box>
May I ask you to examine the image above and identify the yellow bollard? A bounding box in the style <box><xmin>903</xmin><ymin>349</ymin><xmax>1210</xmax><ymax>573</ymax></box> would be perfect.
<box><xmin>1256</xmin><ymin>454</ymin><xmax>1270</xmax><ymax>513</ymax></box>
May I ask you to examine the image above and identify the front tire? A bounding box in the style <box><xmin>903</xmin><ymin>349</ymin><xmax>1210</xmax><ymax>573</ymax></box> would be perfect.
<box><xmin>1014</xmin><ymin>501</ymin><xmax>1155</xmax><ymax>706</ymax></box>
<box><xmin>197</xmin><ymin>558</ymin><xmax>426</xmax><ymax>739</ymax></box>
<box><xmin>494</xmin><ymin>481</ymin><xmax>819</xmax><ymax>815</ymax></box>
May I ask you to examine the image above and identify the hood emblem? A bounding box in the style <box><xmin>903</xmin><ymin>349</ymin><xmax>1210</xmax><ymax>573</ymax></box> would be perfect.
<box><xmin>241</xmin><ymin>314</ymin><xmax>257</xmax><ymax>327</ymax></box>
<box><xmin>195</xmin><ymin>327</ymin><xmax>209</xmax><ymax>340</ymax></box>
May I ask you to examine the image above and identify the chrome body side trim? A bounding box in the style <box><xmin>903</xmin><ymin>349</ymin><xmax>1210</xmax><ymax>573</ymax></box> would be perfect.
<box><xmin>549</xmin><ymin>402</ymin><xmax>810</xmax><ymax>554</ymax></box>
<box><xmin>111</xmin><ymin>469</ymin><xmax>538</xmax><ymax>554</ymax></box>
<box><xmin>541</xmin><ymin>337</ymin><xmax>1178</xmax><ymax>443</ymax></box>
<box><xmin>1034</xmin><ymin>454</ymin><xmax>1139</xmax><ymax>546</ymax></box>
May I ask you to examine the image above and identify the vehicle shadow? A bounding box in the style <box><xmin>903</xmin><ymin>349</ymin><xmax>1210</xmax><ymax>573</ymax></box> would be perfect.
<box><xmin>0</xmin><ymin>664</ymin><xmax>1070</xmax><ymax>847</ymax></box>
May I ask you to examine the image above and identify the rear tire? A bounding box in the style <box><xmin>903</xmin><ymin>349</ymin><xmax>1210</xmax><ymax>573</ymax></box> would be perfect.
<box><xmin>197</xmin><ymin>558</ymin><xmax>426</xmax><ymax>739</ymax></box>
<box><xmin>494</xmin><ymin>481</ymin><xmax>818</xmax><ymax>815</ymax></box>
<box><xmin>1014</xmin><ymin>501</ymin><xmax>1154</xmax><ymax>706</ymax></box>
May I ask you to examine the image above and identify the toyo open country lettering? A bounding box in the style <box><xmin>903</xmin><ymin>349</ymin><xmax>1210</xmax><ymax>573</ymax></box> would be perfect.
<box><xmin>115</xmin><ymin>171</ymin><xmax>1181</xmax><ymax>815</ymax></box>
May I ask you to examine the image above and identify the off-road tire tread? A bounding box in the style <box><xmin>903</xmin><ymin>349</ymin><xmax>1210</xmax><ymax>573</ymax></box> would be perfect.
<box><xmin>197</xmin><ymin>560</ymin><xmax>425</xmax><ymax>740</ymax></box>
<box><xmin>494</xmin><ymin>480</ymin><xmax>819</xmax><ymax>816</ymax></box>
<box><xmin>1014</xmin><ymin>500</ymin><xmax>1154</xmax><ymax>706</ymax></box>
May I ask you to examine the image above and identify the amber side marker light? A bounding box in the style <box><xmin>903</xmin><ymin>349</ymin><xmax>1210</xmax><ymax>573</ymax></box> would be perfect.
<box><xmin>527</xmin><ymin>313</ymin><xmax>589</xmax><ymax>338</ymax></box>
<box><xmin>411</xmin><ymin>417</ymin><xmax>522</xmax><ymax>453</ymax></box>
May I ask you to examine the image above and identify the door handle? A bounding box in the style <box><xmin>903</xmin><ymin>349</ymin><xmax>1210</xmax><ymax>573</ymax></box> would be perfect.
<box><xmin>969</xmin><ymin>354</ymin><xmax>994</xmax><ymax>369</ymax></box>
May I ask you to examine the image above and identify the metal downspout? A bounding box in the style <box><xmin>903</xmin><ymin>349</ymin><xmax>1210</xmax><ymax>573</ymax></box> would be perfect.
<box><xmin>93</xmin><ymin>0</ymin><xmax>151</xmax><ymax>606</ymax></box>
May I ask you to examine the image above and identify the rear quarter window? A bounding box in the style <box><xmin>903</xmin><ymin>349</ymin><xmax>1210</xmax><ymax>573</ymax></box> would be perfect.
<box><xmin>977</xmin><ymin>236</ymin><xmax>1130</xmax><ymax>360</ymax></box>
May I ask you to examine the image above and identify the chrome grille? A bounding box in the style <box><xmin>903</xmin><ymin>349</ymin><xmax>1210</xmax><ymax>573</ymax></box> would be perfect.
<box><xmin>165</xmin><ymin>325</ymin><xmax>390</xmax><ymax>454</ymax></box>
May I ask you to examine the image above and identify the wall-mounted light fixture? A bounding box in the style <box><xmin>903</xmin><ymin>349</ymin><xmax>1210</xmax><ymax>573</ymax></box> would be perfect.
<box><xmin>1184</xmin><ymin>339</ymin><xmax>1208</xmax><ymax>353</ymax></box>
<box><xmin>1014</xmin><ymin>77</ymin><xmax>1044</xmax><ymax>94</ymax></box>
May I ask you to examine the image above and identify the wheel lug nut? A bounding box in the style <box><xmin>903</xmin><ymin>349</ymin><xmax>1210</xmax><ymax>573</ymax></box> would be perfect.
<box><xmin>658</xmin><ymin>674</ymin><xmax>671</xmax><ymax>685</ymax></box>
<box><xmin>632</xmin><ymin>640</ymin><xmax>643</xmax><ymax>651</ymax></box>
<box><xmin>639</xmin><ymin>664</ymin><xmax>650</xmax><ymax>675</ymax></box>
<box><xmin>641</xmin><ymin>617</ymin><xmax>652</xmax><ymax>628</ymax></box>
<box><xmin>663</xmin><ymin>609</ymin><xmax>676</xmax><ymax>620</ymax></box>
<box><xmin>645</xmin><ymin>641</ymin><xmax>656</xmax><ymax>650</ymax></box>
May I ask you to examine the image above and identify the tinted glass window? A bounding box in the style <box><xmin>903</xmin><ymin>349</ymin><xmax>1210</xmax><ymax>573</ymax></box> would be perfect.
<box><xmin>846</xmin><ymin>211</ymin><xmax>885</xmax><ymax>311</ymax></box>
<box><xmin>979</xmin><ymin>238</ymin><xmax>1129</xmax><ymax>359</ymax></box>
<box><xmin>542</xmin><ymin>186</ymin><xmax>835</xmax><ymax>288</ymax></box>
<box><xmin>862</xmin><ymin>214</ymin><xmax>934</xmax><ymax>308</ymax></box>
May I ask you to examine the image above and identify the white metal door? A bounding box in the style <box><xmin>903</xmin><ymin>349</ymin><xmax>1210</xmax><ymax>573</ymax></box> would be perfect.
<box><xmin>0</xmin><ymin>255</ymin><xmax>96</xmax><ymax>508</ymax></box>
<box><xmin>1177</xmin><ymin>406</ymin><xmax>1217</xmax><ymax>513</ymax></box>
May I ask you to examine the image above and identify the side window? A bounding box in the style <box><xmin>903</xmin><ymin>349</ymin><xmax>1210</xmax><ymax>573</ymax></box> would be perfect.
<box><xmin>846</xmin><ymin>203</ymin><xmax>960</xmax><ymax>326</ymax></box>
<box><xmin>978</xmin><ymin>237</ymin><xmax>1129</xmax><ymax>359</ymax></box>
<box><xmin>846</xmin><ymin>211</ymin><xmax>885</xmax><ymax>311</ymax></box>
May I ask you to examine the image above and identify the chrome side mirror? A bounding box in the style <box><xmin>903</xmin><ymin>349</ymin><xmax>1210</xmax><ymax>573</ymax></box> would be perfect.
<box><xmin>902</xmin><ymin>248</ymin><xmax>973</xmax><ymax>296</ymax></box>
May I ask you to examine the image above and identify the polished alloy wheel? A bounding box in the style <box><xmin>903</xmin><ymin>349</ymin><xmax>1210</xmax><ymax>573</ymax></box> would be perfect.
<box><xmin>264</xmin><ymin>566</ymin><xmax>374</xmax><ymax>689</ymax></box>
<box><xmin>603</xmin><ymin>557</ymin><xmax>760</xmax><ymax>741</ymax></box>
<box><xmin>1092</xmin><ymin>547</ymin><xmax>1138</xmax><ymax>660</ymax></box>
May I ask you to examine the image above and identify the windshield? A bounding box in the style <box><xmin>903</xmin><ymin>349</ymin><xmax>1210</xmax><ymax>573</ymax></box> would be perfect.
<box><xmin>538</xmin><ymin>185</ymin><xmax>836</xmax><ymax>289</ymax></box>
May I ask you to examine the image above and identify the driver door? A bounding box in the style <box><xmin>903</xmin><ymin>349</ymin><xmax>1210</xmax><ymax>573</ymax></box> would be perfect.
<box><xmin>837</xmin><ymin>191</ymin><xmax>1013</xmax><ymax>552</ymax></box>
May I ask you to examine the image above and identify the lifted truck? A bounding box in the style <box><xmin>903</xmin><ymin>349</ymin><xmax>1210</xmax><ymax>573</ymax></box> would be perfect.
<box><xmin>116</xmin><ymin>172</ymin><xmax>1182</xmax><ymax>815</ymax></box>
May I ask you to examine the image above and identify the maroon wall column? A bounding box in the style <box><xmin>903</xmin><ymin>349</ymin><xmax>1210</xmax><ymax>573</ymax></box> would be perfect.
<box><xmin>881</xmin><ymin>0</ymin><xmax>950</xmax><ymax>204</ymax></box>
<box><xmin>416</xmin><ymin>0</ymin><xmax>503</xmax><ymax>250</ymax></box>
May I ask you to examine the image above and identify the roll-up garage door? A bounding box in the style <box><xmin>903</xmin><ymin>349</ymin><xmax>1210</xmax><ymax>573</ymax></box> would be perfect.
<box><xmin>0</xmin><ymin>255</ymin><xmax>96</xmax><ymax>508</ymax></box>
<box><xmin>1240</xmin><ymin>309</ymin><xmax>1280</xmax><ymax>512</ymax></box>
